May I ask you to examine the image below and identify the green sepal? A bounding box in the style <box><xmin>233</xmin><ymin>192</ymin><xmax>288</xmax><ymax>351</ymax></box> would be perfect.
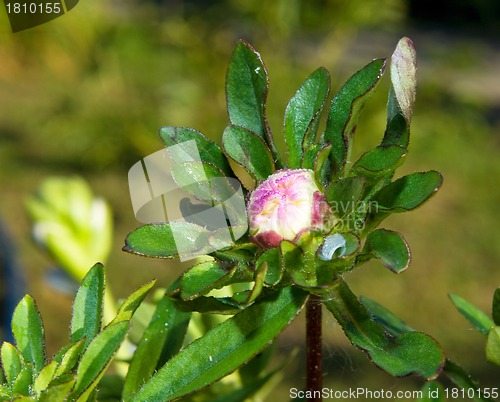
<box><xmin>449</xmin><ymin>293</ymin><xmax>494</xmax><ymax>335</ymax></box>
<box><xmin>256</xmin><ymin>247</ymin><xmax>282</xmax><ymax>286</ymax></box>
<box><xmin>130</xmin><ymin>286</ymin><xmax>307</xmax><ymax>402</ymax></box>
<box><xmin>358</xmin><ymin>229</ymin><xmax>411</xmax><ymax>273</ymax></box>
<box><xmin>325</xmin><ymin>58</ymin><xmax>387</xmax><ymax>177</ymax></box>
<box><xmin>11</xmin><ymin>295</ymin><xmax>45</xmax><ymax>374</ymax></box>
<box><xmin>223</xmin><ymin>124</ymin><xmax>275</xmax><ymax>184</ymax></box>
<box><xmin>159</xmin><ymin>126</ymin><xmax>232</xmax><ymax>177</ymax></box>
<box><xmin>70</xmin><ymin>263</ymin><xmax>105</xmax><ymax>348</ymax></box>
<box><xmin>323</xmin><ymin>280</ymin><xmax>445</xmax><ymax>380</ymax></box>
<box><xmin>284</xmin><ymin>67</ymin><xmax>330</xmax><ymax>168</ymax></box>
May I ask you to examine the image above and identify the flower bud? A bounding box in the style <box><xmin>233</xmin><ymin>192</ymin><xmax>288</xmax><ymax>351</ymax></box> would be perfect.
<box><xmin>247</xmin><ymin>169</ymin><xmax>332</xmax><ymax>249</ymax></box>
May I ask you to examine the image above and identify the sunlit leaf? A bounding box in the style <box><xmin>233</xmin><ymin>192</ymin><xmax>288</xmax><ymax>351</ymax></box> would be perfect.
<box><xmin>323</xmin><ymin>280</ymin><xmax>444</xmax><ymax>380</ymax></box>
<box><xmin>1</xmin><ymin>342</ymin><xmax>23</xmax><ymax>385</ymax></box>
<box><xmin>11</xmin><ymin>295</ymin><xmax>45</xmax><ymax>374</ymax></box>
<box><xmin>284</xmin><ymin>67</ymin><xmax>330</xmax><ymax>168</ymax></box>
<box><xmin>325</xmin><ymin>58</ymin><xmax>386</xmax><ymax>176</ymax></box>
<box><xmin>70</xmin><ymin>263</ymin><xmax>105</xmax><ymax>347</ymax></box>
<box><xmin>123</xmin><ymin>296</ymin><xmax>191</xmax><ymax>400</ymax></box>
<box><xmin>109</xmin><ymin>280</ymin><xmax>156</xmax><ymax>325</ymax></box>
<box><xmin>449</xmin><ymin>293</ymin><xmax>494</xmax><ymax>335</ymax></box>
<box><xmin>131</xmin><ymin>287</ymin><xmax>307</xmax><ymax>401</ymax></box>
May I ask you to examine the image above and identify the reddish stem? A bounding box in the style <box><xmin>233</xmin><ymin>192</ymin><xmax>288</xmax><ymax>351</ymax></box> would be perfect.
<box><xmin>306</xmin><ymin>294</ymin><xmax>323</xmax><ymax>401</ymax></box>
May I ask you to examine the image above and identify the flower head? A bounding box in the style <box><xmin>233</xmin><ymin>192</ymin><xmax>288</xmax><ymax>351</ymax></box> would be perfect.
<box><xmin>247</xmin><ymin>169</ymin><xmax>332</xmax><ymax>249</ymax></box>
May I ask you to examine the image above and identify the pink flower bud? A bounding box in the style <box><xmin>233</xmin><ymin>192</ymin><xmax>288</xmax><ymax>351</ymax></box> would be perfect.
<box><xmin>247</xmin><ymin>169</ymin><xmax>332</xmax><ymax>249</ymax></box>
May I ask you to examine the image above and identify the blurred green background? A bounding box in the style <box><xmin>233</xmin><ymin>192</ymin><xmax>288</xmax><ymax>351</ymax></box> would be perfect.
<box><xmin>1</xmin><ymin>0</ymin><xmax>499</xmax><ymax>399</ymax></box>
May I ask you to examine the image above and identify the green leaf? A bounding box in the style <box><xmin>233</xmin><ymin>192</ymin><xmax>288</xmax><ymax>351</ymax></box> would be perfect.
<box><xmin>325</xmin><ymin>58</ymin><xmax>387</xmax><ymax>176</ymax></box>
<box><xmin>171</xmin><ymin>161</ymin><xmax>234</xmax><ymax>202</ymax></box>
<box><xmin>222</xmin><ymin>125</ymin><xmax>275</xmax><ymax>183</ymax></box>
<box><xmin>443</xmin><ymin>360</ymin><xmax>496</xmax><ymax>402</ymax></box>
<box><xmin>123</xmin><ymin>222</ymin><xmax>210</xmax><ymax>259</ymax></box>
<box><xmin>53</xmin><ymin>339</ymin><xmax>86</xmax><ymax>377</ymax></box>
<box><xmin>180</xmin><ymin>260</ymin><xmax>237</xmax><ymax>300</ymax></box>
<box><xmin>284</xmin><ymin>67</ymin><xmax>330</xmax><ymax>168</ymax></box>
<box><xmin>351</xmin><ymin>145</ymin><xmax>406</xmax><ymax>178</ymax></box>
<box><xmin>70</xmin><ymin>263</ymin><xmax>105</xmax><ymax>347</ymax></box>
<box><xmin>313</xmin><ymin>143</ymin><xmax>333</xmax><ymax>185</ymax></box>
<box><xmin>419</xmin><ymin>381</ymin><xmax>445</xmax><ymax>401</ymax></box>
<box><xmin>372</xmin><ymin>171</ymin><xmax>443</xmax><ymax>212</ymax></box>
<box><xmin>109</xmin><ymin>280</ymin><xmax>156</xmax><ymax>325</ymax></box>
<box><xmin>1</xmin><ymin>343</ymin><xmax>23</xmax><ymax>385</ymax></box>
<box><xmin>159</xmin><ymin>126</ymin><xmax>232</xmax><ymax>177</ymax></box>
<box><xmin>11</xmin><ymin>364</ymin><xmax>33</xmax><ymax>396</ymax></box>
<box><xmin>360</xmin><ymin>229</ymin><xmax>410</xmax><ymax>273</ymax></box>
<box><xmin>11</xmin><ymin>295</ymin><xmax>45</xmax><ymax>373</ymax></box>
<box><xmin>449</xmin><ymin>293</ymin><xmax>494</xmax><ymax>335</ymax></box>
<box><xmin>492</xmin><ymin>288</ymin><xmax>500</xmax><ymax>326</ymax></box>
<box><xmin>123</xmin><ymin>296</ymin><xmax>191</xmax><ymax>400</ymax></box>
<box><xmin>326</xmin><ymin>176</ymin><xmax>366</xmax><ymax>218</ymax></box>
<box><xmin>360</xmin><ymin>296</ymin><xmax>414</xmax><ymax>335</ymax></box>
<box><xmin>39</xmin><ymin>376</ymin><xmax>76</xmax><ymax>402</ymax></box>
<box><xmin>226</xmin><ymin>40</ymin><xmax>268</xmax><ymax>139</ymax></box>
<box><xmin>389</xmin><ymin>37</ymin><xmax>417</xmax><ymax>124</ymax></box>
<box><xmin>323</xmin><ymin>280</ymin><xmax>444</xmax><ymax>380</ymax></box>
<box><xmin>131</xmin><ymin>287</ymin><xmax>308</xmax><ymax>402</ymax></box>
<box><xmin>33</xmin><ymin>361</ymin><xmax>57</xmax><ymax>395</ymax></box>
<box><xmin>70</xmin><ymin>321</ymin><xmax>129</xmax><ymax>400</ymax></box>
<box><xmin>381</xmin><ymin>112</ymin><xmax>409</xmax><ymax>148</ymax></box>
<box><xmin>486</xmin><ymin>327</ymin><xmax>500</xmax><ymax>366</ymax></box>
<box><xmin>256</xmin><ymin>248</ymin><xmax>282</xmax><ymax>286</ymax></box>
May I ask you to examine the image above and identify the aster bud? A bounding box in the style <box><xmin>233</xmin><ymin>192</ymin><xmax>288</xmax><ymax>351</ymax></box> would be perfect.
<box><xmin>247</xmin><ymin>169</ymin><xmax>333</xmax><ymax>249</ymax></box>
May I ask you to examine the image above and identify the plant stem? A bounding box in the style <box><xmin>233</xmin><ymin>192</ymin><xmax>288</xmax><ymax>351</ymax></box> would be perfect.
<box><xmin>306</xmin><ymin>294</ymin><xmax>323</xmax><ymax>401</ymax></box>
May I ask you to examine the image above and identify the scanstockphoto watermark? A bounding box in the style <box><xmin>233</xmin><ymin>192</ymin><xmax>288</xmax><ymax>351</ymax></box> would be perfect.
<box><xmin>127</xmin><ymin>140</ymin><xmax>247</xmax><ymax>261</ymax></box>
<box><xmin>3</xmin><ymin>0</ymin><xmax>80</xmax><ymax>32</ymax></box>
<box><xmin>290</xmin><ymin>387</ymin><xmax>424</xmax><ymax>400</ymax></box>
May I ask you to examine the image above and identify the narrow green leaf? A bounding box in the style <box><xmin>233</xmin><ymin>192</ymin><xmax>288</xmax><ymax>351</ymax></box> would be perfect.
<box><xmin>11</xmin><ymin>295</ymin><xmax>45</xmax><ymax>374</ymax></box>
<box><xmin>284</xmin><ymin>67</ymin><xmax>330</xmax><ymax>168</ymax></box>
<box><xmin>372</xmin><ymin>171</ymin><xmax>443</xmax><ymax>212</ymax></box>
<box><xmin>419</xmin><ymin>381</ymin><xmax>445</xmax><ymax>401</ymax></box>
<box><xmin>39</xmin><ymin>376</ymin><xmax>76</xmax><ymax>402</ymax></box>
<box><xmin>123</xmin><ymin>296</ymin><xmax>191</xmax><ymax>400</ymax></box>
<box><xmin>53</xmin><ymin>339</ymin><xmax>86</xmax><ymax>377</ymax></box>
<box><xmin>323</xmin><ymin>280</ymin><xmax>444</xmax><ymax>380</ymax></box>
<box><xmin>325</xmin><ymin>58</ymin><xmax>387</xmax><ymax>176</ymax></box>
<box><xmin>381</xmin><ymin>112</ymin><xmax>409</xmax><ymax>148</ymax></box>
<box><xmin>109</xmin><ymin>280</ymin><xmax>156</xmax><ymax>325</ymax></box>
<box><xmin>12</xmin><ymin>364</ymin><xmax>33</xmax><ymax>396</ymax></box>
<box><xmin>352</xmin><ymin>145</ymin><xmax>406</xmax><ymax>178</ymax></box>
<box><xmin>131</xmin><ymin>287</ymin><xmax>308</xmax><ymax>402</ymax></box>
<box><xmin>1</xmin><ymin>343</ymin><xmax>23</xmax><ymax>385</ymax></box>
<box><xmin>492</xmin><ymin>288</ymin><xmax>500</xmax><ymax>326</ymax></box>
<box><xmin>159</xmin><ymin>126</ymin><xmax>232</xmax><ymax>176</ymax></box>
<box><xmin>443</xmin><ymin>360</ymin><xmax>495</xmax><ymax>402</ymax></box>
<box><xmin>449</xmin><ymin>293</ymin><xmax>494</xmax><ymax>335</ymax></box>
<box><xmin>257</xmin><ymin>247</ymin><xmax>282</xmax><ymax>286</ymax></box>
<box><xmin>123</xmin><ymin>222</ymin><xmax>210</xmax><ymax>259</ymax></box>
<box><xmin>486</xmin><ymin>327</ymin><xmax>500</xmax><ymax>366</ymax></box>
<box><xmin>360</xmin><ymin>229</ymin><xmax>411</xmax><ymax>273</ymax></box>
<box><xmin>222</xmin><ymin>125</ymin><xmax>275</xmax><ymax>183</ymax></box>
<box><xmin>70</xmin><ymin>321</ymin><xmax>129</xmax><ymax>400</ymax></box>
<box><xmin>180</xmin><ymin>260</ymin><xmax>237</xmax><ymax>300</ymax></box>
<box><xmin>34</xmin><ymin>361</ymin><xmax>57</xmax><ymax>395</ymax></box>
<box><xmin>361</xmin><ymin>296</ymin><xmax>414</xmax><ymax>335</ymax></box>
<box><xmin>390</xmin><ymin>37</ymin><xmax>417</xmax><ymax>124</ymax></box>
<box><xmin>314</xmin><ymin>143</ymin><xmax>332</xmax><ymax>185</ymax></box>
<box><xmin>226</xmin><ymin>40</ymin><xmax>268</xmax><ymax>139</ymax></box>
<box><xmin>172</xmin><ymin>295</ymin><xmax>243</xmax><ymax>315</ymax></box>
<box><xmin>70</xmin><ymin>263</ymin><xmax>105</xmax><ymax>347</ymax></box>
